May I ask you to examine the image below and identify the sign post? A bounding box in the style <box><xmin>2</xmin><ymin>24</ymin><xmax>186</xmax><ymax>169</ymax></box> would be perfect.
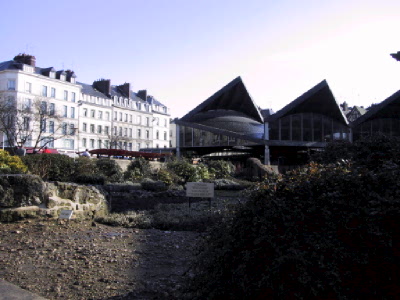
<box><xmin>186</xmin><ymin>182</ymin><xmax>215</xmax><ymax>210</ymax></box>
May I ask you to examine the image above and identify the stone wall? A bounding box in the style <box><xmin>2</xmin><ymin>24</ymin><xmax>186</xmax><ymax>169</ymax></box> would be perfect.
<box><xmin>0</xmin><ymin>175</ymin><xmax>108</xmax><ymax>222</ymax></box>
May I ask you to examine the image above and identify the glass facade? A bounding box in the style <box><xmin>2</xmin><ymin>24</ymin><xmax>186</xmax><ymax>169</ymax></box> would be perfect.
<box><xmin>178</xmin><ymin>126</ymin><xmax>256</xmax><ymax>147</ymax></box>
<box><xmin>269</xmin><ymin>113</ymin><xmax>349</xmax><ymax>142</ymax></box>
<box><xmin>353</xmin><ymin>118</ymin><xmax>400</xmax><ymax>140</ymax></box>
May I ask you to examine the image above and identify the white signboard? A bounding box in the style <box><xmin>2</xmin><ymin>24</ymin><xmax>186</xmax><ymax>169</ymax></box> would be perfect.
<box><xmin>186</xmin><ymin>182</ymin><xmax>214</xmax><ymax>198</ymax></box>
<box><xmin>59</xmin><ymin>209</ymin><xmax>74</xmax><ymax>220</ymax></box>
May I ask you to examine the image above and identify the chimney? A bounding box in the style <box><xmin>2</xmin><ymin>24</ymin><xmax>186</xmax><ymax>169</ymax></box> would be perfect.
<box><xmin>137</xmin><ymin>90</ymin><xmax>147</xmax><ymax>101</ymax></box>
<box><xmin>341</xmin><ymin>101</ymin><xmax>349</xmax><ymax>112</ymax></box>
<box><xmin>117</xmin><ymin>83</ymin><xmax>131</xmax><ymax>98</ymax></box>
<box><xmin>13</xmin><ymin>53</ymin><xmax>36</xmax><ymax>67</ymax></box>
<box><xmin>93</xmin><ymin>79</ymin><xmax>111</xmax><ymax>97</ymax></box>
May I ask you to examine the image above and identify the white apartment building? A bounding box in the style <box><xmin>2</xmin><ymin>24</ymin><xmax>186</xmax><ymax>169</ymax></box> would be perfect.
<box><xmin>0</xmin><ymin>54</ymin><xmax>170</xmax><ymax>155</ymax></box>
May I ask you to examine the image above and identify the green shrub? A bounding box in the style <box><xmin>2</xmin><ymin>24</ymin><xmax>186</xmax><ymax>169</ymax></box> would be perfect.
<box><xmin>123</xmin><ymin>157</ymin><xmax>152</xmax><ymax>181</ymax></box>
<box><xmin>206</xmin><ymin>160</ymin><xmax>234</xmax><ymax>179</ymax></box>
<box><xmin>74</xmin><ymin>157</ymin><xmax>98</xmax><ymax>176</ymax></box>
<box><xmin>186</xmin><ymin>161</ymin><xmax>400</xmax><ymax>299</ymax></box>
<box><xmin>22</xmin><ymin>154</ymin><xmax>74</xmax><ymax>181</ymax></box>
<box><xmin>141</xmin><ymin>178</ymin><xmax>168</xmax><ymax>192</ymax></box>
<box><xmin>95</xmin><ymin>159</ymin><xmax>123</xmax><ymax>183</ymax></box>
<box><xmin>74</xmin><ymin>174</ymin><xmax>106</xmax><ymax>185</ymax></box>
<box><xmin>0</xmin><ymin>150</ymin><xmax>27</xmax><ymax>174</ymax></box>
<box><xmin>166</xmin><ymin>159</ymin><xmax>201</xmax><ymax>183</ymax></box>
<box><xmin>156</xmin><ymin>168</ymin><xmax>176</xmax><ymax>186</ymax></box>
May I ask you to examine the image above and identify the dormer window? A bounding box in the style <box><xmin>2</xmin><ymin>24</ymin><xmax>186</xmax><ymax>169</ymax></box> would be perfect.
<box><xmin>70</xmin><ymin>77</ymin><xmax>76</xmax><ymax>84</ymax></box>
<box><xmin>23</xmin><ymin>65</ymin><xmax>34</xmax><ymax>73</ymax></box>
<box><xmin>49</xmin><ymin>71</ymin><xmax>55</xmax><ymax>79</ymax></box>
<box><xmin>60</xmin><ymin>74</ymin><xmax>66</xmax><ymax>81</ymax></box>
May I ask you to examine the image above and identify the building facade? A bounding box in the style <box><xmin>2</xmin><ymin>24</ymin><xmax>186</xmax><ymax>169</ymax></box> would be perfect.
<box><xmin>0</xmin><ymin>54</ymin><xmax>170</xmax><ymax>155</ymax></box>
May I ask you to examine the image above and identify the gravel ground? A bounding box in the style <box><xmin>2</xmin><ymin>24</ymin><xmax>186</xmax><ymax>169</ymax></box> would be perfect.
<box><xmin>0</xmin><ymin>219</ymin><xmax>201</xmax><ymax>300</ymax></box>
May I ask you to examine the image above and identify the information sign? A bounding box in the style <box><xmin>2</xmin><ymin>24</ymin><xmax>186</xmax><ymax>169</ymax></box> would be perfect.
<box><xmin>59</xmin><ymin>209</ymin><xmax>74</xmax><ymax>220</ymax></box>
<box><xmin>186</xmin><ymin>182</ymin><xmax>214</xmax><ymax>198</ymax></box>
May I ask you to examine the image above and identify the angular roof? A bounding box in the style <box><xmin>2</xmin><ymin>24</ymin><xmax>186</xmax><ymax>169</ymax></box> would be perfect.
<box><xmin>267</xmin><ymin>80</ymin><xmax>348</xmax><ymax>125</ymax></box>
<box><xmin>180</xmin><ymin>76</ymin><xmax>264</xmax><ymax>123</ymax></box>
<box><xmin>350</xmin><ymin>89</ymin><xmax>400</xmax><ymax>127</ymax></box>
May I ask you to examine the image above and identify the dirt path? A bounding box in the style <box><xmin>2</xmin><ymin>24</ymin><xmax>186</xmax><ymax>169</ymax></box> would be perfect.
<box><xmin>0</xmin><ymin>219</ymin><xmax>201</xmax><ymax>299</ymax></box>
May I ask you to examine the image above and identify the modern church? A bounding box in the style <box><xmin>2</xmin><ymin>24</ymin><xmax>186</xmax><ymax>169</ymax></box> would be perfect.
<box><xmin>174</xmin><ymin>77</ymin><xmax>400</xmax><ymax>166</ymax></box>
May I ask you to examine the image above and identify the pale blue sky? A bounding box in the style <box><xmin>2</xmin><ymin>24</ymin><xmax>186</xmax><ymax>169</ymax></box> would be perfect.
<box><xmin>1</xmin><ymin>0</ymin><xmax>400</xmax><ymax>118</ymax></box>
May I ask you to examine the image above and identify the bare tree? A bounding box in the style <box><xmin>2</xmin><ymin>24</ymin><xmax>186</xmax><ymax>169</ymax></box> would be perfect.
<box><xmin>0</xmin><ymin>96</ymin><xmax>74</xmax><ymax>152</ymax></box>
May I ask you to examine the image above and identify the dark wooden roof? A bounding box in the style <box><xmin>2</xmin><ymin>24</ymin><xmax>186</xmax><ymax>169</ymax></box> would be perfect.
<box><xmin>350</xmin><ymin>89</ymin><xmax>400</xmax><ymax>127</ymax></box>
<box><xmin>266</xmin><ymin>80</ymin><xmax>348</xmax><ymax>125</ymax></box>
<box><xmin>180</xmin><ymin>77</ymin><xmax>264</xmax><ymax>123</ymax></box>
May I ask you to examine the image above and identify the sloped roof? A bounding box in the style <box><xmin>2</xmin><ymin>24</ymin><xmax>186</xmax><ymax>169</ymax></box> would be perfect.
<box><xmin>180</xmin><ymin>76</ymin><xmax>264</xmax><ymax>123</ymax></box>
<box><xmin>267</xmin><ymin>80</ymin><xmax>348</xmax><ymax>125</ymax></box>
<box><xmin>350</xmin><ymin>90</ymin><xmax>400</xmax><ymax>127</ymax></box>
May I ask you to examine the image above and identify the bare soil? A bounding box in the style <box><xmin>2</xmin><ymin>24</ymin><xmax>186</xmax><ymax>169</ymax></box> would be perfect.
<box><xmin>0</xmin><ymin>219</ymin><xmax>201</xmax><ymax>299</ymax></box>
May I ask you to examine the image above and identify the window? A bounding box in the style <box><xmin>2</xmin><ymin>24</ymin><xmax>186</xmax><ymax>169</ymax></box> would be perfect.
<box><xmin>71</xmin><ymin>92</ymin><xmax>76</xmax><ymax>103</ymax></box>
<box><xmin>98</xmin><ymin>140</ymin><xmax>102</xmax><ymax>148</ymax></box>
<box><xmin>82</xmin><ymin>138</ymin><xmax>87</xmax><ymax>147</ymax></box>
<box><xmin>90</xmin><ymin>139</ymin><xmax>95</xmax><ymax>148</ymax></box>
<box><xmin>106</xmin><ymin>112</ymin><xmax>110</xmax><ymax>121</ymax></box>
<box><xmin>128</xmin><ymin>143</ymin><xmax>132</xmax><ymax>151</ymax></box>
<box><xmin>105</xmin><ymin>126</ymin><xmax>109</xmax><ymax>135</ymax></box>
<box><xmin>119</xmin><ymin>127</ymin><xmax>122</xmax><ymax>136</ymax></box>
<box><xmin>129</xmin><ymin>128</ymin><xmax>132</xmax><ymax>137</ymax></box>
<box><xmin>91</xmin><ymin>110</ymin><xmax>95</xmax><ymax>118</ymax></box>
<box><xmin>82</xmin><ymin>123</ymin><xmax>87</xmax><ymax>132</ymax></box>
<box><xmin>49</xmin><ymin>103</ymin><xmax>55</xmax><ymax>116</ymax></box>
<box><xmin>105</xmin><ymin>140</ymin><xmax>109</xmax><ymax>149</ymax></box>
<box><xmin>24</xmin><ymin>98</ymin><xmax>32</xmax><ymax>111</ymax></box>
<box><xmin>164</xmin><ymin>119</ymin><xmax>167</xmax><ymax>127</ymax></box>
<box><xmin>70</xmin><ymin>124</ymin><xmax>75</xmax><ymax>135</ymax></box>
<box><xmin>62</xmin><ymin>123</ymin><xmax>68</xmax><ymax>135</ymax></box>
<box><xmin>70</xmin><ymin>107</ymin><xmax>75</xmax><ymax>118</ymax></box>
<box><xmin>60</xmin><ymin>74</ymin><xmax>66</xmax><ymax>81</ymax></box>
<box><xmin>90</xmin><ymin>124</ymin><xmax>95</xmax><ymax>133</ymax></box>
<box><xmin>137</xmin><ymin>129</ymin><xmax>141</xmax><ymax>138</ymax></box>
<box><xmin>25</xmin><ymin>82</ymin><xmax>32</xmax><ymax>93</ymax></box>
<box><xmin>124</xmin><ymin>128</ymin><xmax>128</xmax><ymax>136</ymax></box>
<box><xmin>41</xmin><ymin>101</ymin><xmax>47</xmax><ymax>114</ymax></box>
<box><xmin>119</xmin><ymin>112</ymin><xmax>122</xmax><ymax>121</ymax></box>
<box><xmin>146</xmin><ymin>130</ymin><xmax>149</xmax><ymax>139</ymax></box>
<box><xmin>23</xmin><ymin>117</ymin><xmax>30</xmax><ymax>130</ymax></box>
<box><xmin>98</xmin><ymin>111</ymin><xmax>103</xmax><ymax>119</ymax></box>
<box><xmin>164</xmin><ymin>131</ymin><xmax>167</xmax><ymax>140</ymax></box>
<box><xmin>63</xmin><ymin>105</ymin><xmax>68</xmax><ymax>117</ymax></box>
<box><xmin>83</xmin><ymin>108</ymin><xmax>88</xmax><ymax>117</ymax></box>
<box><xmin>137</xmin><ymin>116</ymin><xmax>142</xmax><ymax>124</ymax></box>
<box><xmin>64</xmin><ymin>90</ymin><xmax>68</xmax><ymax>101</ymax></box>
<box><xmin>125</xmin><ymin>114</ymin><xmax>128</xmax><ymax>122</ymax></box>
<box><xmin>146</xmin><ymin>117</ymin><xmax>149</xmax><ymax>126</ymax></box>
<box><xmin>114</xmin><ymin>126</ymin><xmax>117</xmax><ymax>135</ymax></box>
<box><xmin>114</xmin><ymin>112</ymin><xmax>117</xmax><ymax>120</ymax></box>
<box><xmin>63</xmin><ymin>139</ymin><xmax>74</xmax><ymax>149</ymax></box>
<box><xmin>7</xmin><ymin>79</ymin><xmax>16</xmax><ymax>90</ymax></box>
<box><xmin>97</xmin><ymin>125</ymin><xmax>102</xmax><ymax>134</ymax></box>
<box><xmin>130</xmin><ymin>115</ymin><xmax>133</xmax><ymax>123</ymax></box>
<box><xmin>51</xmin><ymin>87</ymin><xmax>56</xmax><ymax>98</ymax></box>
<box><xmin>42</xmin><ymin>137</ymin><xmax>54</xmax><ymax>148</ymax></box>
<box><xmin>156</xmin><ymin>131</ymin><xmax>159</xmax><ymax>139</ymax></box>
<box><xmin>49</xmin><ymin>72</ymin><xmax>55</xmax><ymax>79</ymax></box>
<box><xmin>42</xmin><ymin>86</ymin><xmax>48</xmax><ymax>97</ymax></box>
<box><xmin>49</xmin><ymin>121</ymin><xmax>54</xmax><ymax>133</ymax></box>
<box><xmin>137</xmin><ymin>143</ymin><xmax>141</xmax><ymax>150</ymax></box>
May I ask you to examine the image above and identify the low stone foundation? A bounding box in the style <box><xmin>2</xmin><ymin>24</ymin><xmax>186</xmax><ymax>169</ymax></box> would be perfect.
<box><xmin>0</xmin><ymin>175</ymin><xmax>108</xmax><ymax>222</ymax></box>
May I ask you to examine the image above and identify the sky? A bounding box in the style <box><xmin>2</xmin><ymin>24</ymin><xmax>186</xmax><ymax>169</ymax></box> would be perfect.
<box><xmin>1</xmin><ymin>0</ymin><xmax>400</xmax><ymax>118</ymax></box>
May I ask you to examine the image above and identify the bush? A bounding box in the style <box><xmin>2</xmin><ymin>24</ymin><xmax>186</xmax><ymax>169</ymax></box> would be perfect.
<box><xmin>22</xmin><ymin>154</ymin><xmax>74</xmax><ymax>181</ymax></box>
<box><xmin>74</xmin><ymin>157</ymin><xmax>98</xmax><ymax>176</ymax></box>
<box><xmin>186</xmin><ymin>161</ymin><xmax>400</xmax><ymax>299</ymax></box>
<box><xmin>74</xmin><ymin>174</ymin><xmax>106</xmax><ymax>185</ymax></box>
<box><xmin>123</xmin><ymin>157</ymin><xmax>152</xmax><ymax>182</ymax></box>
<box><xmin>166</xmin><ymin>159</ymin><xmax>202</xmax><ymax>184</ymax></box>
<box><xmin>141</xmin><ymin>178</ymin><xmax>168</xmax><ymax>192</ymax></box>
<box><xmin>206</xmin><ymin>160</ymin><xmax>234</xmax><ymax>179</ymax></box>
<box><xmin>95</xmin><ymin>159</ymin><xmax>123</xmax><ymax>183</ymax></box>
<box><xmin>0</xmin><ymin>150</ymin><xmax>27</xmax><ymax>174</ymax></box>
